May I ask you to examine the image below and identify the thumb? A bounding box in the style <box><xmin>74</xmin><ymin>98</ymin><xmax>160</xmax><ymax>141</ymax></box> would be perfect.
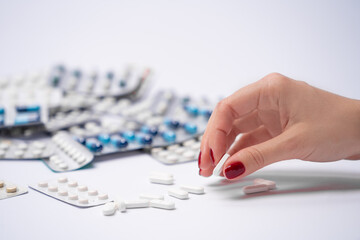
<box><xmin>222</xmin><ymin>128</ymin><xmax>299</xmax><ymax>180</ymax></box>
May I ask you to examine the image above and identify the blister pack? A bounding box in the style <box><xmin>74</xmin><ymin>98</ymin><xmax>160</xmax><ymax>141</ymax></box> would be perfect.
<box><xmin>0</xmin><ymin>180</ymin><xmax>28</xmax><ymax>200</ymax></box>
<box><xmin>29</xmin><ymin>177</ymin><xmax>111</xmax><ymax>207</ymax></box>
<box><xmin>0</xmin><ymin>138</ymin><xmax>53</xmax><ymax>159</ymax></box>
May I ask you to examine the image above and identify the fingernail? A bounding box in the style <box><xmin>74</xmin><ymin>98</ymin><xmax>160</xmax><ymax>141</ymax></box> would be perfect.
<box><xmin>199</xmin><ymin>168</ymin><xmax>202</xmax><ymax>176</ymax></box>
<box><xmin>210</xmin><ymin>149</ymin><xmax>215</xmax><ymax>165</ymax></box>
<box><xmin>198</xmin><ymin>152</ymin><xmax>202</xmax><ymax>168</ymax></box>
<box><xmin>224</xmin><ymin>162</ymin><xmax>246</xmax><ymax>179</ymax></box>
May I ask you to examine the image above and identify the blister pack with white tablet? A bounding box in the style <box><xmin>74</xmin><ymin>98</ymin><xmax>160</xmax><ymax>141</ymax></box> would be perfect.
<box><xmin>0</xmin><ymin>180</ymin><xmax>28</xmax><ymax>200</ymax></box>
<box><xmin>149</xmin><ymin>136</ymin><xmax>202</xmax><ymax>164</ymax></box>
<box><xmin>29</xmin><ymin>177</ymin><xmax>110</xmax><ymax>207</ymax></box>
<box><xmin>50</xmin><ymin>65</ymin><xmax>151</xmax><ymax>99</ymax></box>
<box><xmin>43</xmin><ymin>131</ymin><xmax>94</xmax><ymax>172</ymax></box>
<box><xmin>0</xmin><ymin>138</ymin><xmax>53</xmax><ymax>159</ymax></box>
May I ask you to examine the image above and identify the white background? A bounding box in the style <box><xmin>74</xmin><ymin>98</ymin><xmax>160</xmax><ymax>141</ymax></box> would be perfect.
<box><xmin>1</xmin><ymin>0</ymin><xmax>360</xmax><ymax>239</ymax></box>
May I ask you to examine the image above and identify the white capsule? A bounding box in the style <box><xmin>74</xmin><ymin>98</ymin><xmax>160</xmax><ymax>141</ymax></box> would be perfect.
<box><xmin>149</xmin><ymin>175</ymin><xmax>174</xmax><ymax>185</ymax></box>
<box><xmin>242</xmin><ymin>184</ymin><xmax>269</xmax><ymax>194</ymax></box>
<box><xmin>150</xmin><ymin>199</ymin><xmax>175</xmax><ymax>210</ymax></box>
<box><xmin>124</xmin><ymin>199</ymin><xmax>149</xmax><ymax>209</ymax></box>
<box><xmin>168</xmin><ymin>188</ymin><xmax>189</xmax><ymax>200</ymax></box>
<box><xmin>75</xmin><ymin>155</ymin><xmax>86</xmax><ymax>164</ymax></box>
<box><xmin>180</xmin><ymin>185</ymin><xmax>205</xmax><ymax>194</ymax></box>
<box><xmin>212</xmin><ymin>153</ymin><xmax>230</xmax><ymax>176</ymax></box>
<box><xmin>253</xmin><ymin>178</ymin><xmax>276</xmax><ymax>190</ymax></box>
<box><xmin>102</xmin><ymin>202</ymin><xmax>117</xmax><ymax>216</ymax></box>
<box><xmin>139</xmin><ymin>194</ymin><xmax>164</xmax><ymax>201</ymax></box>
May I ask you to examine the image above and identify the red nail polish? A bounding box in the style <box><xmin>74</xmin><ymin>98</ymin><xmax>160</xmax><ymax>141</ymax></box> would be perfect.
<box><xmin>198</xmin><ymin>152</ymin><xmax>202</xmax><ymax>168</ymax></box>
<box><xmin>199</xmin><ymin>168</ymin><xmax>202</xmax><ymax>176</ymax></box>
<box><xmin>224</xmin><ymin>162</ymin><xmax>246</xmax><ymax>179</ymax></box>
<box><xmin>210</xmin><ymin>149</ymin><xmax>215</xmax><ymax>164</ymax></box>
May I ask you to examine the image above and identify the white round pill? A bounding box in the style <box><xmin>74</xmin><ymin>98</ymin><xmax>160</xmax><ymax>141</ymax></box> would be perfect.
<box><xmin>102</xmin><ymin>202</ymin><xmax>117</xmax><ymax>216</ymax></box>
<box><xmin>78</xmin><ymin>198</ymin><xmax>89</xmax><ymax>204</ymax></box>
<box><xmin>33</xmin><ymin>141</ymin><xmax>46</xmax><ymax>149</ymax></box>
<box><xmin>88</xmin><ymin>190</ymin><xmax>98</xmax><ymax>196</ymax></box>
<box><xmin>183</xmin><ymin>139</ymin><xmax>196</xmax><ymax>147</ymax></box>
<box><xmin>75</xmin><ymin>155</ymin><xmax>86</xmax><ymax>164</ymax></box>
<box><xmin>58</xmin><ymin>189</ymin><xmax>68</xmax><ymax>196</ymax></box>
<box><xmin>38</xmin><ymin>181</ymin><xmax>48</xmax><ymax>188</ymax></box>
<box><xmin>190</xmin><ymin>142</ymin><xmax>201</xmax><ymax>150</ymax></box>
<box><xmin>183</xmin><ymin>150</ymin><xmax>195</xmax><ymax>160</ymax></box>
<box><xmin>49</xmin><ymin>155</ymin><xmax>60</xmax><ymax>162</ymax></box>
<box><xmin>0</xmin><ymin>150</ymin><xmax>6</xmax><ymax>158</ymax></box>
<box><xmin>174</xmin><ymin>147</ymin><xmax>186</xmax><ymax>154</ymax></box>
<box><xmin>32</xmin><ymin>149</ymin><xmax>43</xmax><ymax>157</ymax></box>
<box><xmin>14</xmin><ymin>150</ymin><xmax>24</xmax><ymax>158</ymax></box>
<box><xmin>68</xmin><ymin>193</ymin><xmax>78</xmax><ymax>200</ymax></box>
<box><xmin>78</xmin><ymin>185</ymin><xmax>88</xmax><ymax>192</ymax></box>
<box><xmin>58</xmin><ymin>163</ymin><xmax>68</xmax><ymax>170</ymax></box>
<box><xmin>151</xmin><ymin>148</ymin><xmax>162</xmax><ymax>155</ymax></box>
<box><xmin>48</xmin><ymin>185</ymin><xmax>58</xmax><ymax>192</ymax></box>
<box><xmin>17</xmin><ymin>143</ymin><xmax>28</xmax><ymax>150</ymax></box>
<box><xmin>167</xmin><ymin>144</ymin><xmax>180</xmax><ymax>151</ymax></box>
<box><xmin>98</xmin><ymin>193</ymin><xmax>108</xmax><ymax>200</ymax></box>
<box><xmin>166</xmin><ymin>154</ymin><xmax>178</xmax><ymax>163</ymax></box>
<box><xmin>57</xmin><ymin>177</ymin><xmax>68</xmax><ymax>183</ymax></box>
<box><xmin>158</xmin><ymin>150</ymin><xmax>170</xmax><ymax>158</ymax></box>
<box><xmin>0</xmin><ymin>143</ymin><xmax>9</xmax><ymax>150</ymax></box>
<box><xmin>68</xmin><ymin>181</ymin><xmax>78</xmax><ymax>187</ymax></box>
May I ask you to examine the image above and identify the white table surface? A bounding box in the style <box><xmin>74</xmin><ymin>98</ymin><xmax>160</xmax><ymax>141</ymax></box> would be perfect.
<box><xmin>1</xmin><ymin>1</ymin><xmax>360</xmax><ymax>239</ymax></box>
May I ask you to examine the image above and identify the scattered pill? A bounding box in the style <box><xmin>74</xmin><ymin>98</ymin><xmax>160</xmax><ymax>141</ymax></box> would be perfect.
<box><xmin>103</xmin><ymin>202</ymin><xmax>117</xmax><ymax>216</ymax></box>
<box><xmin>212</xmin><ymin>153</ymin><xmax>230</xmax><ymax>176</ymax></box>
<box><xmin>168</xmin><ymin>188</ymin><xmax>189</xmax><ymax>200</ymax></box>
<box><xmin>124</xmin><ymin>199</ymin><xmax>149</xmax><ymax>209</ymax></box>
<box><xmin>254</xmin><ymin>178</ymin><xmax>276</xmax><ymax>190</ymax></box>
<box><xmin>139</xmin><ymin>194</ymin><xmax>164</xmax><ymax>200</ymax></box>
<box><xmin>150</xmin><ymin>199</ymin><xmax>175</xmax><ymax>210</ymax></box>
<box><xmin>242</xmin><ymin>184</ymin><xmax>269</xmax><ymax>194</ymax></box>
<box><xmin>149</xmin><ymin>175</ymin><xmax>174</xmax><ymax>185</ymax></box>
<box><xmin>180</xmin><ymin>185</ymin><xmax>205</xmax><ymax>194</ymax></box>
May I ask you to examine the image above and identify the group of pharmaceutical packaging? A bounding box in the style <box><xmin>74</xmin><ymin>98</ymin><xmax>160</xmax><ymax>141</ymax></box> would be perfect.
<box><xmin>0</xmin><ymin>64</ymin><xmax>276</xmax><ymax>215</ymax></box>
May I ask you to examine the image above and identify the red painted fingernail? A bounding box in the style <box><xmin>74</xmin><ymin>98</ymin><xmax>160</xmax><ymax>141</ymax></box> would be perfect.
<box><xmin>198</xmin><ymin>152</ymin><xmax>202</xmax><ymax>168</ymax></box>
<box><xmin>199</xmin><ymin>168</ymin><xmax>202</xmax><ymax>176</ymax></box>
<box><xmin>210</xmin><ymin>149</ymin><xmax>215</xmax><ymax>165</ymax></box>
<box><xmin>224</xmin><ymin>162</ymin><xmax>246</xmax><ymax>179</ymax></box>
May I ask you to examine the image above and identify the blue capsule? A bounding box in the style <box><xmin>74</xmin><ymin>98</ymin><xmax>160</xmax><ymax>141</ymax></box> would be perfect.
<box><xmin>119</xmin><ymin>80</ymin><xmax>127</xmax><ymax>87</ymax></box>
<box><xmin>136</xmin><ymin>134</ymin><xmax>153</xmax><ymax>145</ymax></box>
<box><xmin>98</xmin><ymin>134</ymin><xmax>111</xmax><ymax>144</ymax></box>
<box><xmin>16</xmin><ymin>105</ymin><xmax>40</xmax><ymax>113</ymax></box>
<box><xmin>185</xmin><ymin>105</ymin><xmax>199</xmax><ymax>117</ymax></box>
<box><xmin>200</xmin><ymin>109</ymin><xmax>212</xmax><ymax>119</ymax></box>
<box><xmin>141</xmin><ymin>125</ymin><xmax>158</xmax><ymax>136</ymax></box>
<box><xmin>122</xmin><ymin>131</ymin><xmax>136</xmax><ymax>142</ymax></box>
<box><xmin>74</xmin><ymin>137</ymin><xmax>86</xmax><ymax>145</ymax></box>
<box><xmin>164</xmin><ymin>119</ymin><xmax>180</xmax><ymax>129</ymax></box>
<box><xmin>0</xmin><ymin>107</ymin><xmax>4</xmax><ymax>114</ymax></box>
<box><xmin>184</xmin><ymin>123</ymin><xmax>198</xmax><ymax>134</ymax></box>
<box><xmin>107</xmin><ymin>71</ymin><xmax>115</xmax><ymax>80</ymax></box>
<box><xmin>85</xmin><ymin>139</ymin><xmax>103</xmax><ymax>152</ymax></box>
<box><xmin>162</xmin><ymin>131</ymin><xmax>176</xmax><ymax>143</ymax></box>
<box><xmin>110</xmin><ymin>136</ymin><xmax>128</xmax><ymax>148</ymax></box>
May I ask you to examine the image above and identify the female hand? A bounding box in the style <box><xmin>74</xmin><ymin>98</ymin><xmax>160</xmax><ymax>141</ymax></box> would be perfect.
<box><xmin>199</xmin><ymin>73</ymin><xmax>360</xmax><ymax>179</ymax></box>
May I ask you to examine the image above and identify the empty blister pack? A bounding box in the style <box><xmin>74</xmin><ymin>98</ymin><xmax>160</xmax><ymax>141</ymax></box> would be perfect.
<box><xmin>150</xmin><ymin>136</ymin><xmax>202</xmax><ymax>164</ymax></box>
<box><xmin>0</xmin><ymin>180</ymin><xmax>28</xmax><ymax>200</ymax></box>
<box><xmin>29</xmin><ymin>177</ymin><xmax>110</xmax><ymax>207</ymax></box>
<box><xmin>0</xmin><ymin>138</ymin><xmax>53</xmax><ymax>159</ymax></box>
<box><xmin>43</xmin><ymin>131</ymin><xmax>94</xmax><ymax>172</ymax></box>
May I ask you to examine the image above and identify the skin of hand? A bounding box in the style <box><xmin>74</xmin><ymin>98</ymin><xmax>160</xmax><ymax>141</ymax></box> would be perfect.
<box><xmin>198</xmin><ymin>73</ymin><xmax>360</xmax><ymax>180</ymax></box>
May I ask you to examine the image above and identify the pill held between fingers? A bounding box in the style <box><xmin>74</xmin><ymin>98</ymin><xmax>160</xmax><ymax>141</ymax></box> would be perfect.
<box><xmin>139</xmin><ymin>194</ymin><xmax>164</xmax><ymax>200</ymax></box>
<box><xmin>124</xmin><ymin>199</ymin><xmax>149</xmax><ymax>209</ymax></box>
<box><xmin>212</xmin><ymin>153</ymin><xmax>230</xmax><ymax>176</ymax></box>
<box><xmin>254</xmin><ymin>178</ymin><xmax>276</xmax><ymax>190</ymax></box>
<box><xmin>150</xmin><ymin>199</ymin><xmax>175</xmax><ymax>210</ymax></box>
<box><xmin>6</xmin><ymin>185</ymin><xmax>17</xmax><ymax>193</ymax></box>
<box><xmin>242</xmin><ymin>184</ymin><xmax>269</xmax><ymax>194</ymax></box>
<box><xmin>103</xmin><ymin>202</ymin><xmax>117</xmax><ymax>216</ymax></box>
<box><xmin>180</xmin><ymin>185</ymin><xmax>205</xmax><ymax>194</ymax></box>
<box><xmin>168</xmin><ymin>188</ymin><xmax>189</xmax><ymax>200</ymax></box>
<box><xmin>149</xmin><ymin>175</ymin><xmax>174</xmax><ymax>185</ymax></box>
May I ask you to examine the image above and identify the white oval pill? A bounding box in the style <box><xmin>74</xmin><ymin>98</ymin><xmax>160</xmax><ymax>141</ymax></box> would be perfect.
<box><xmin>78</xmin><ymin>198</ymin><xmax>89</xmax><ymax>204</ymax></box>
<box><xmin>242</xmin><ymin>184</ymin><xmax>269</xmax><ymax>194</ymax></box>
<box><xmin>76</xmin><ymin>155</ymin><xmax>86</xmax><ymax>164</ymax></box>
<box><xmin>68</xmin><ymin>181</ymin><xmax>78</xmax><ymax>187</ymax></box>
<box><xmin>38</xmin><ymin>181</ymin><xmax>48</xmax><ymax>188</ymax></box>
<box><xmin>180</xmin><ymin>185</ymin><xmax>205</xmax><ymax>194</ymax></box>
<box><xmin>150</xmin><ymin>199</ymin><xmax>175</xmax><ymax>210</ymax></box>
<box><xmin>98</xmin><ymin>193</ymin><xmax>108</xmax><ymax>200</ymax></box>
<box><xmin>168</xmin><ymin>188</ymin><xmax>189</xmax><ymax>200</ymax></box>
<box><xmin>0</xmin><ymin>143</ymin><xmax>9</xmax><ymax>150</ymax></box>
<box><xmin>190</xmin><ymin>142</ymin><xmax>201</xmax><ymax>150</ymax></box>
<box><xmin>58</xmin><ymin>177</ymin><xmax>68</xmax><ymax>183</ymax></box>
<box><xmin>58</xmin><ymin>189</ymin><xmax>68</xmax><ymax>196</ymax></box>
<box><xmin>78</xmin><ymin>185</ymin><xmax>88</xmax><ymax>192</ymax></box>
<box><xmin>103</xmin><ymin>202</ymin><xmax>117</xmax><ymax>216</ymax></box>
<box><xmin>88</xmin><ymin>190</ymin><xmax>98</xmax><ymax>196</ymax></box>
<box><xmin>151</xmin><ymin>148</ymin><xmax>162</xmax><ymax>155</ymax></box>
<box><xmin>116</xmin><ymin>200</ymin><xmax>126</xmax><ymax>212</ymax></box>
<box><xmin>158</xmin><ymin>150</ymin><xmax>170</xmax><ymax>158</ymax></box>
<box><xmin>165</xmin><ymin>154</ymin><xmax>178</xmax><ymax>163</ymax></box>
<box><xmin>68</xmin><ymin>193</ymin><xmax>78</xmax><ymax>200</ymax></box>
<box><xmin>149</xmin><ymin>175</ymin><xmax>174</xmax><ymax>185</ymax></box>
<box><xmin>48</xmin><ymin>185</ymin><xmax>58</xmax><ymax>192</ymax></box>
<box><xmin>58</xmin><ymin>163</ymin><xmax>68</xmax><ymax>170</ymax></box>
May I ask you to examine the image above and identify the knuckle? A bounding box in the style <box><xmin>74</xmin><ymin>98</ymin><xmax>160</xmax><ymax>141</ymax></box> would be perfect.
<box><xmin>243</xmin><ymin>146</ymin><xmax>265</xmax><ymax>169</ymax></box>
<box><xmin>215</xmin><ymin>98</ymin><xmax>237</xmax><ymax>118</ymax></box>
